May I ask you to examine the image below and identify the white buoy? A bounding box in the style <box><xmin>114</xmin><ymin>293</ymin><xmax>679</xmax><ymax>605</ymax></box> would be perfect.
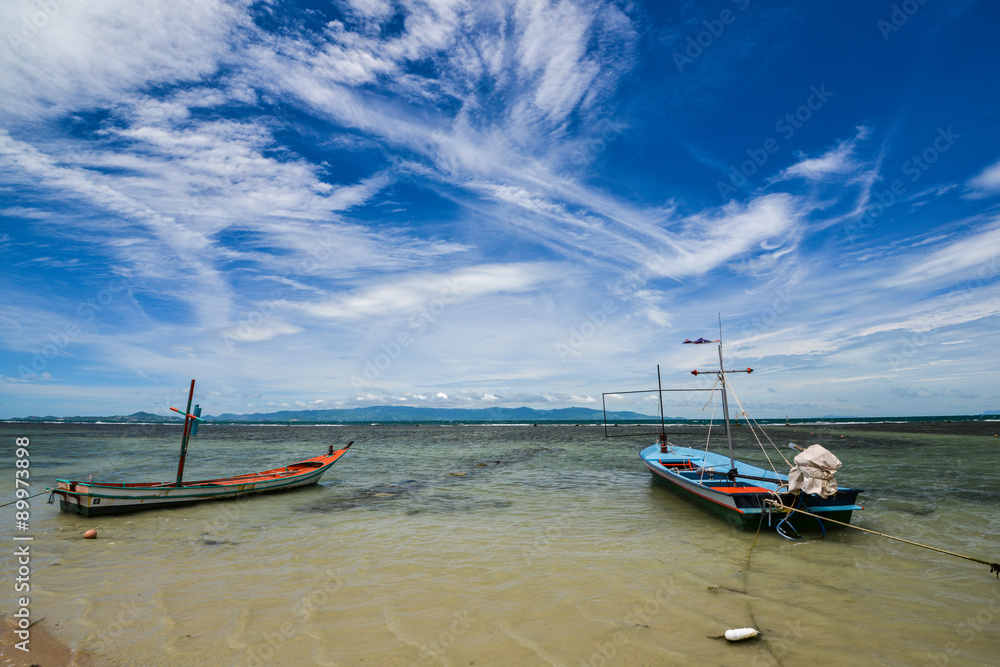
<box><xmin>724</xmin><ymin>627</ymin><xmax>760</xmax><ymax>642</ymax></box>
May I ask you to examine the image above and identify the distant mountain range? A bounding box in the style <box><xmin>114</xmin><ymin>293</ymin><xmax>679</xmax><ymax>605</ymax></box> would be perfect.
<box><xmin>9</xmin><ymin>406</ymin><xmax>657</xmax><ymax>423</ymax></box>
<box><xmin>212</xmin><ymin>405</ymin><xmax>656</xmax><ymax>422</ymax></box>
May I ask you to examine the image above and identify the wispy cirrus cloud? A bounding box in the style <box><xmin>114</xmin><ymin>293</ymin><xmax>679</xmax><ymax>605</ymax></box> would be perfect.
<box><xmin>288</xmin><ymin>262</ymin><xmax>566</xmax><ymax>321</ymax></box>
<box><xmin>884</xmin><ymin>218</ymin><xmax>1000</xmax><ymax>287</ymax></box>
<box><xmin>3</xmin><ymin>1</ymin><xmax>999</xmax><ymax>419</ymax></box>
<box><xmin>774</xmin><ymin>126</ymin><xmax>871</xmax><ymax>184</ymax></box>
<box><xmin>0</xmin><ymin>0</ymin><xmax>253</xmax><ymax>120</ymax></box>
<box><xmin>966</xmin><ymin>157</ymin><xmax>1000</xmax><ymax>198</ymax></box>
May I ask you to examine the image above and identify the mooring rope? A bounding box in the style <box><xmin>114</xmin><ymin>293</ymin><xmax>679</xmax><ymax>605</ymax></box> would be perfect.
<box><xmin>699</xmin><ymin>381</ymin><xmax>720</xmax><ymax>482</ymax></box>
<box><xmin>0</xmin><ymin>489</ymin><xmax>49</xmax><ymax>508</ymax></box>
<box><xmin>766</xmin><ymin>501</ymin><xmax>1000</xmax><ymax>578</ymax></box>
<box><xmin>741</xmin><ymin>511</ymin><xmax>785</xmax><ymax>666</ymax></box>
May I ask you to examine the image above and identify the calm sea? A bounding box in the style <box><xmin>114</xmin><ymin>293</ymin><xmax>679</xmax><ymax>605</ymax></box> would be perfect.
<box><xmin>2</xmin><ymin>420</ymin><xmax>999</xmax><ymax>666</ymax></box>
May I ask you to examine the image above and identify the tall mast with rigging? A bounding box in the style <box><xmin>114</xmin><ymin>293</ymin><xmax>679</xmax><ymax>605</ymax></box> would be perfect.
<box><xmin>687</xmin><ymin>318</ymin><xmax>752</xmax><ymax>476</ymax></box>
<box><xmin>717</xmin><ymin>339</ymin><xmax>736</xmax><ymax>471</ymax></box>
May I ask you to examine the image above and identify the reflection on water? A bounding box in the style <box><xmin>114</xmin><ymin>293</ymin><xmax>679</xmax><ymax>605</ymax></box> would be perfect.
<box><xmin>2</xmin><ymin>422</ymin><xmax>999</xmax><ymax>666</ymax></box>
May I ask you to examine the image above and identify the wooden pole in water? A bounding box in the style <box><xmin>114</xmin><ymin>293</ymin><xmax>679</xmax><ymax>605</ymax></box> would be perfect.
<box><xmin>175</xmin><ymin>380</ymin><xmax>196</xmax><ymax>486</ymax></box>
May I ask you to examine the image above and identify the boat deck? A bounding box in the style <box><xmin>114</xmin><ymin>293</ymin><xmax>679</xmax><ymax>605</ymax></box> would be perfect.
<box><xmin>56</xmin><ymin>457</ymin><xmax>332</xmax><ymax>490</ymax></box>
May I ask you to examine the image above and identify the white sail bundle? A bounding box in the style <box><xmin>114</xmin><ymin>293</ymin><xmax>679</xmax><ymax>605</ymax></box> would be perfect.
<box><xmin>787</xmin><ymin>444</ymin><xmax>841</xmax><ymax>498</ymax></box>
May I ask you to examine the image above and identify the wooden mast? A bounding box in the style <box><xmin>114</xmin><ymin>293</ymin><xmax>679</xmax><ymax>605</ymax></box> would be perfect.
<box><xmin>175</xmin><ymin>379</ymin><xmax>196</xmax><ymax>486</ymax></box>
<box><xmin>717</xmin><ymin>341</ymin><xmax>736</xmax><ymax>472</ymax></box>
<box><xmin>657</xmin><ymin>364</ymin><xmax>666</xmax><ymax>438</ymax></box>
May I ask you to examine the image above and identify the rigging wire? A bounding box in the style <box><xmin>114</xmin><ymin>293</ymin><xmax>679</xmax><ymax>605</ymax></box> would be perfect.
<box><xmin>726</xmin><ymin>380</ymin><xmax>793</xmax><ymax>471</ymax></box>
<box><xmin>698</xmin><ymin>378</ymin><xmax>720</xmax><ymax>483</ymax></box>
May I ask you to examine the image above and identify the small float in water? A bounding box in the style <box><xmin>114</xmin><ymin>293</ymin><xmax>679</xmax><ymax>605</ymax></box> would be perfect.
<box><xmin>724</xmin><ymin>628</ymin><xmax>760</xmax><ymax>642</ymax></box>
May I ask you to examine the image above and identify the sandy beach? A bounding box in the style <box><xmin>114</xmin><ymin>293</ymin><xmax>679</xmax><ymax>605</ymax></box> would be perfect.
<box><xmin>0</xmin><ymin>613</ymin><xmax>94</xmax><ymax>667</ymax></box>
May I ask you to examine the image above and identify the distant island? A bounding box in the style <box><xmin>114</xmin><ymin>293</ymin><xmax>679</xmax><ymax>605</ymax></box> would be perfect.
<box><xmin>6</xmin><ymin>406</ymin><xmax>658</xmax><ymax>424</ymax></box>
<box><xmin>8</xmin><ymin>407</ymin><xmax>995</xmax><ymax>424</ymax></box>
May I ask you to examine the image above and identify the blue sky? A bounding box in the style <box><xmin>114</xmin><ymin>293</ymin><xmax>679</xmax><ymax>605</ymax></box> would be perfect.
<box><xmin>2</xmin><ymin>0</ymin><xmax>999</xmax><ymax>419</ymax></box>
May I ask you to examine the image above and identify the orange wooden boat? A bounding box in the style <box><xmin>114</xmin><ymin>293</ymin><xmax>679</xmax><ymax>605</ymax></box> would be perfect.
<box><xmin>51</xmin><ymin>380</ymin><xmax>353</xmax><ymax>516</ymax></box>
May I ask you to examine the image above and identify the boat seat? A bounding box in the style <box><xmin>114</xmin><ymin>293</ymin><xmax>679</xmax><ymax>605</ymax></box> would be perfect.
<box><xmin>711</xmin><ymin>486</ymin><xmax>773</xmax><ymax>494</ymax></box>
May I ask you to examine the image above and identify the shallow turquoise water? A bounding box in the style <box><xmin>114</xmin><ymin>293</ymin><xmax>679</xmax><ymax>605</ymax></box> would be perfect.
<box><xmin>2</xmin><ymin>422</ymin><xmax>999</xmax><ymax>666</ymax></box>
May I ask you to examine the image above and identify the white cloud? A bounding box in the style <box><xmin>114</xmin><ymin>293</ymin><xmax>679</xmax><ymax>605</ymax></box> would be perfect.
<box><xmin>775</xmin><ymin>128</ymin><xmax>869</xmax><ymax>183</ymax></box>
<box><xmin>0</xmin><ymin>0</ymin><xmax>252</xmax><ymax>120</ymax></box>
<box><xmin>290</xmin><ymin>262</ymin><xmax>564</xmax><ymax>320</ymax></box>
<box><xmin>886</xmin><ymin>219</ymin><xmax>1000</xmax><ymax>287</ymax></box>
<box><xmin>4</xmin><ymin>2</ymin><xmax>996</xmax><ymax>421</ymax></box>
<box><xmin>853</xmin><ymin>296</ymin><xmax>1000</xmax><ymax>338</ymax></box>
<box><xmin>346</xmin><ymin>0</ymin><xmax>394</xmax><ymax>18</ymax></box>
<box><xmin>221</xmin><ymin>320</ymin><xmax>302</xmax><ymax>343</ymax></box>
<box><xmin>644</xmin><ymin>194</ymin><xmax>803</xmax><ymax>279</ymax></box>
<box><xmin>514</xmin><ymin>0</ymin><xmax>600</xmax><ymax>125</ymax></box>
<box><xmin>967</xmin><ymin>157</ymin><xmax>1000</xmax><ymax>197</ymax></box>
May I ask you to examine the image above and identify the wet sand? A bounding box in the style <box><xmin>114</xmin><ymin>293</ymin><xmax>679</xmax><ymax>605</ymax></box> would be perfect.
<box><xmin>0</xmin><ymin>613</ymin><xmax>94</xmax><ymax>666</ymax></box>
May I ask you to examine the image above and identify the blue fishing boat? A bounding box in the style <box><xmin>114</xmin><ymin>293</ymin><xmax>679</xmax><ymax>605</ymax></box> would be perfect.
<box><xmin>608</xmin><ymin>337</ymin><xmax>863</xmax><ymax>537</ymax></box>
<box><xmin>639</xmin><ymin>441</ymin><xmax>863</xmax><ymax>535</ymax></box>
